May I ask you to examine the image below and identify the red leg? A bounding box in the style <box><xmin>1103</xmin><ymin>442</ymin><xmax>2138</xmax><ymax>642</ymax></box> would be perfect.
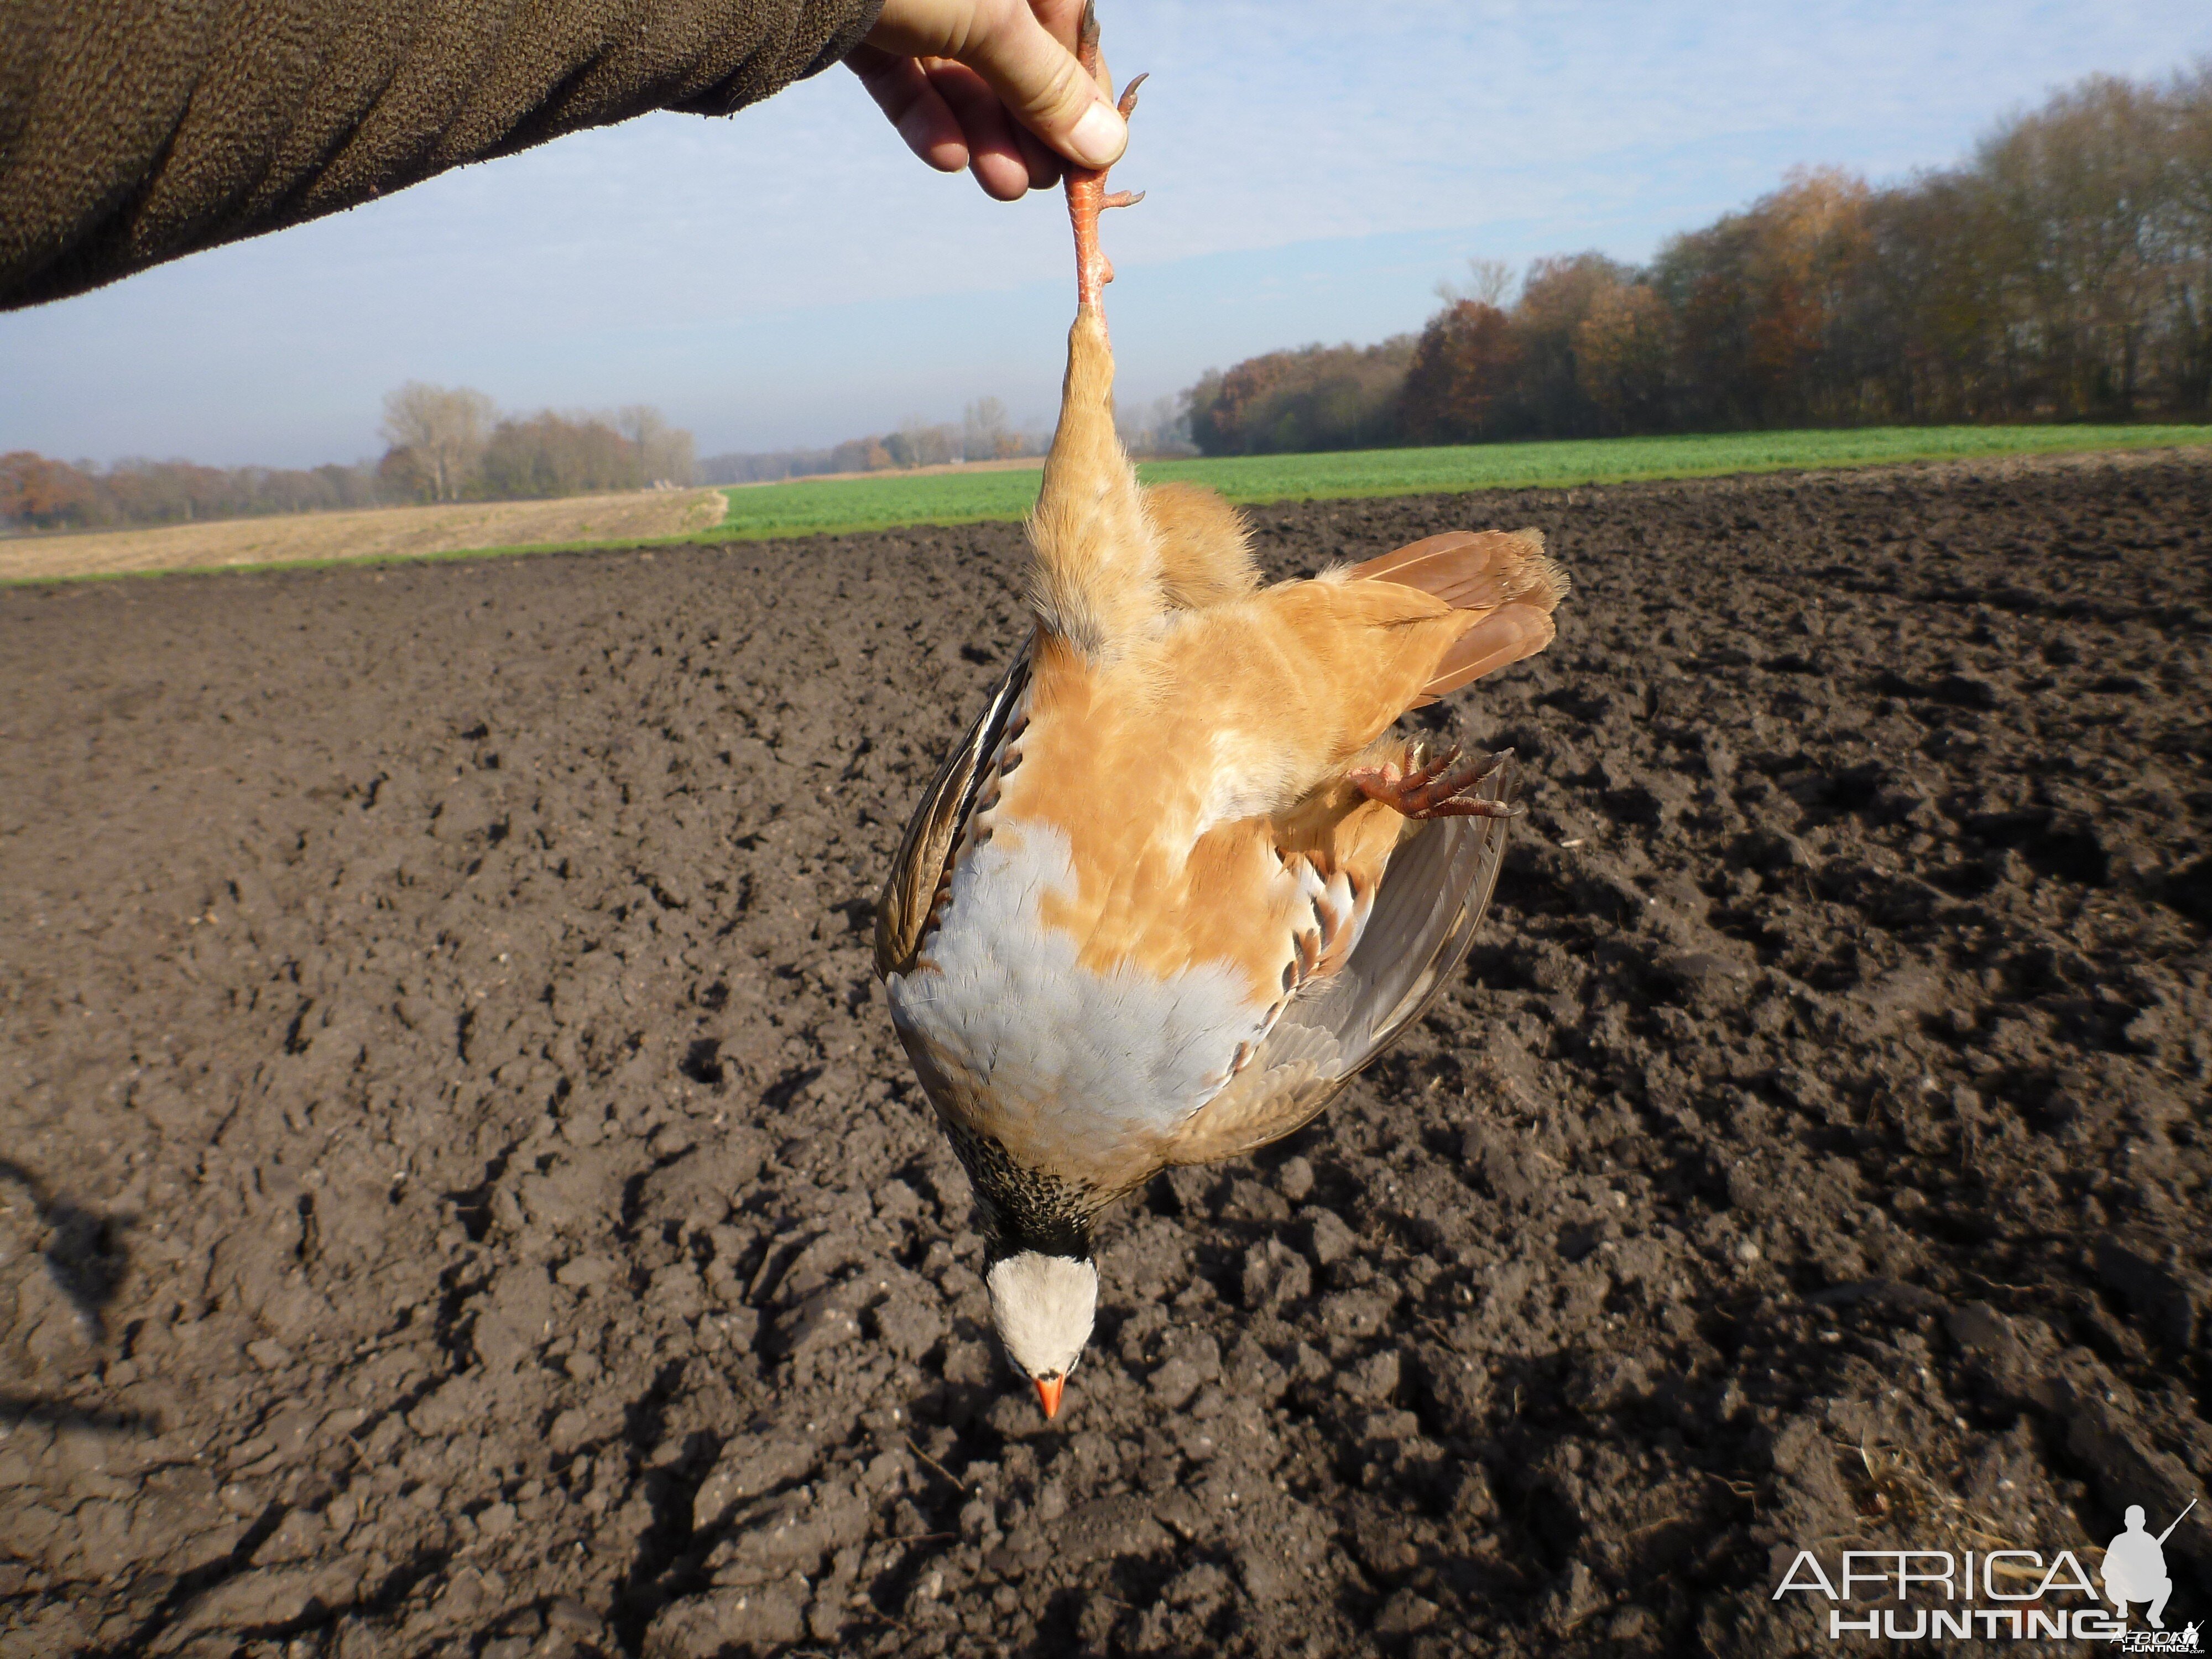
<box><xmin>1066</xmin><ymin>4</ymin><xmax>1145</xmax><ymax>315</ymax></box>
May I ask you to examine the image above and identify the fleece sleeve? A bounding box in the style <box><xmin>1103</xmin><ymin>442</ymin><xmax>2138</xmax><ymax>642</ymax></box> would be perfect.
<box><xmin>0</xmin><ymin>0</ymin><xmax>884</xmax><ymax>310</ymax></box>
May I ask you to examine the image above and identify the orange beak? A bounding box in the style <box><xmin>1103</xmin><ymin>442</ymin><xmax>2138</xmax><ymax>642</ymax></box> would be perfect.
<box><xmin>1034</xmin><ymin>1374</ymin><xmax>1066</xmax><ymax>1419</ymax></box>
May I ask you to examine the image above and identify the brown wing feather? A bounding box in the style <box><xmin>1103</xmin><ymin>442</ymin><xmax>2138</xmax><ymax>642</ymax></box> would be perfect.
<box><xmin>874</xmin><ymin>640</ymin><xmax>1034</xmax><ymax>979</ymax></box>
<box><xmin>1162</xmin><ymin>755</ymin><xmax>1518</xmax><ymax>1166</ymax></box>
<box><xmin>1408</xmin><ymin>606</ymin><xmax>1558</xmax><ymax>707</ymax></box>
<box><xmin>1347</xmin><ymin>527</ymin><xmax>1569</xmax><ymax>705</ymax></box>
<box><xmin>1346</xmin><ymin>529</ymin><xmax>1564</xmax><ymax>607</ymax></box>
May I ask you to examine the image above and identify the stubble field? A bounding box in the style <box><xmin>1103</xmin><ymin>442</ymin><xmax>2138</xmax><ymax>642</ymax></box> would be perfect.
<box><xmin>2</xmin><ymin>452</ymin><xmax>2208</xmax><ymax>1657</ymax></box>
<box><xmin>0</xmin><ymin>491</ymin><xmax>731</xmax><ymax>585</ymax></box>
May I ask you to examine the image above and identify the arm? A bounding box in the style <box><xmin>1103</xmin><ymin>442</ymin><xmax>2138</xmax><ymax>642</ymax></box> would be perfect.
<box><xmin>1</xmin><ymin>0</ymin><xmax>882</xmax><ymax>310</ymax></box>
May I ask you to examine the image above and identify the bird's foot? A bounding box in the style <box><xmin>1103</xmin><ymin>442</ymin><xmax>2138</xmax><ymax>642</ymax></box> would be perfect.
<box><xmin>1349</xmin><ymin>744</ymin><xmax>1520</xmax><ymax>821</ymax></box>
<box><xmin>1068</xmin><ymin>4</ymin><xmax>1145</xmax><ymax>312</ymax></box>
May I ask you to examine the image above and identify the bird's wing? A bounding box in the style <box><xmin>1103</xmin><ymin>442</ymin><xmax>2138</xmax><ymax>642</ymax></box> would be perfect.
<box><xmin>875</xmin><ymin>639</ymin><xmax>1034</xmax><ymax>980</ymax></box>
<box><xmin>1164</xmin><ymin>802</ymin><xmax>1512</xmax><ymax>1164</ymax></box>
<box><xmin>1346</xmin><ymin>529</ymin><xmax>1569</xmax><ymax>707</ymax></box>
<box><xmin>1161</xmin><ymin>755</ymin><xmax>1517</xmax><ymax>1165</ymax></box>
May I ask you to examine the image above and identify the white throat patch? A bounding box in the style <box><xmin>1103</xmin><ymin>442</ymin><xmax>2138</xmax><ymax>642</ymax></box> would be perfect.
<box><xmin>985</xmin><ymin>1252</ymin><xmax>1098</xmax><ymax>1379</ymax></box>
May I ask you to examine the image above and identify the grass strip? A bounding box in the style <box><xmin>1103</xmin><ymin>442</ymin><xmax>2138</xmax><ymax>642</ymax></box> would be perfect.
<box><xmin>705</xmin><ymin>424</ymin><xmax>2212</xmax><ymax>543</ymax></box>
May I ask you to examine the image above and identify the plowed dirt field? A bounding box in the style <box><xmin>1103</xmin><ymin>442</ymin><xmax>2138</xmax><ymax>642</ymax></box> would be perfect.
<box><xmin>3</xmin><ymin>453</ymin><xmax>2207</xmax><ymax>1657</ymax></box>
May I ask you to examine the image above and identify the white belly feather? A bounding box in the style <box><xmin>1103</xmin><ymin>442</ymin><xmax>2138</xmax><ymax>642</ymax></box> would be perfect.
<box><xmin>885</xmin><ymin>821</ymin><xmax>1264</xmax><ymax>1140</ymax></box>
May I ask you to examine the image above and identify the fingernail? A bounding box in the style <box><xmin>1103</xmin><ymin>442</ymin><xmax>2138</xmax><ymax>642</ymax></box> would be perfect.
<box><xmin>1067</xmin><ymin>101</ymin><xmax>1126</xmax><ymax>168</ymax></box>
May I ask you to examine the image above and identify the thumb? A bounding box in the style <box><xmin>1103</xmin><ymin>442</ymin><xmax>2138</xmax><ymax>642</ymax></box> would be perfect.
<box><xmin>958</xmin><ymin>5</ymin><xmax>1126</xmax><ymax>170</ymax></box>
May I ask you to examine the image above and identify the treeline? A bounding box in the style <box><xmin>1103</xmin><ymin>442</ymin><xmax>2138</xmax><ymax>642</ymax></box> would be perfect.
<box><xmin>1189</xmin><ymin>64</ymin><xmax>2212</xmax><ymax>453</ymax></box>
<box><xmin>1</xmin><ymin>452</ymin><xmax>386</xmax><ymax>531</ymax></box>
<box><xmin>3</xmin><ymin>384</ymin><xmax>698</xmax><ymax>533</ymax></box>
<box><xmin>1187</xmin><ymin>338</ymin><xmax>1416</xmax><ymax>457</ymax></box>
<box><xmin>702</xmin><ymin>398</ymin><xmax>1040</xmax><ymax>484</ymax></box>
<box><xmin>700</xmin><ymin>394</ymin><xmax>1192</xmax><ymax>484</ymax></box>
<box><xmin>375</xmin><ymin>384</ymin><xmax>696</xmax><ymax>503</ymax></box>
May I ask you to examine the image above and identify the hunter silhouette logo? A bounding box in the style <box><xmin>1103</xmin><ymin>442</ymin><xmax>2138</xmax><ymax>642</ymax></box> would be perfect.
<box><xmin>2104</xmin><ymin>1501</ymin><xmax>2193</xmax><ymax>1630</ymax></box>
<box><xmin>1771</xmin><ymin>1496</ymin><xmax>2199</xmax><ymax>1645</ymax></box>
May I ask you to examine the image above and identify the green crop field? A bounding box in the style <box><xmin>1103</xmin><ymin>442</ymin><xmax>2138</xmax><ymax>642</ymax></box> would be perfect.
<box><xmin>716</xmin><ymin>466</ymin><xmax>1049</xmax><ymax>541</ymax></box>
<box><xmin>712</xmin><ymin>424</ymin><xmax>2212</xmax><ymax>544</ymax></box>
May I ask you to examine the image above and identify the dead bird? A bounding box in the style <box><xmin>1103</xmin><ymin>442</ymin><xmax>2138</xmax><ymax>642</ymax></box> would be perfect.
<box><xmin>875</xmin><ymin>8</ymin><xmax>1568</xmax><ymax>1421</ymax></box>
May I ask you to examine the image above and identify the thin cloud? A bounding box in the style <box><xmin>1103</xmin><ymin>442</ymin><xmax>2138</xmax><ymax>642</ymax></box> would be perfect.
<box><xmin>2</xmin><ymin>0</ymin><xmax>2205</xmax><ymax>463</ymax></box>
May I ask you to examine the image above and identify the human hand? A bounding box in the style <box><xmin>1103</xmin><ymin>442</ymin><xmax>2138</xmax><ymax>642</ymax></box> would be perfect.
<box><xmin>849</xmin><ymin>0</ymin><xmax>1129</xmax><ymax>201</ymax></box>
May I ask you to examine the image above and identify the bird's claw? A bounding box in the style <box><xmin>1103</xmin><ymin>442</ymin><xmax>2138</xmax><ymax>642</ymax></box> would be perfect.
<box><xmin>1349</xmin><ymin>745</ymin><xmax>1521</xmax><ymax>821</ymax></box>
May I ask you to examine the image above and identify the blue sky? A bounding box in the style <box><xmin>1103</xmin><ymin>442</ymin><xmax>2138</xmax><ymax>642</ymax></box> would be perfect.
<box><xmin>4</xmin><ymin>0</ymin><xmax>2207</xmax><ymax>468</ymax></box>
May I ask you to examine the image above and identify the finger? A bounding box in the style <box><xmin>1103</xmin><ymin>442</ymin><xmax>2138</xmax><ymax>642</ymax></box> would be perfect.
<box><xmin>959</xmin><ymin>0</ymin><xmax>1126</xmax><ymax>169</ymax></box>
<box><xmin>922</xmin><ymin>59</ymin><xmax>1036</xmax><ymax>200</ymax></box>
<box><xmin>848</xmin><ymin>44</ymin><xmax>969</xmax><ymax>172</ymax></box>
<box><xmin>1013</xmin><ymin>124</ymin><xmax>1061</xmax><ymax>191</ymax></box>
<box><xmin>1032</xmin><ymin>0</ymin><xmax>1091</xmax><ymax>60</ymax></box>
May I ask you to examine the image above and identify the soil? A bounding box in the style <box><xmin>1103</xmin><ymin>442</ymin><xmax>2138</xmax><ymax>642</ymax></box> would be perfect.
<box><xmin>2</xmin><ymin>452</ymin><xmax>2208</xmax><ymax>1659</ymax></box>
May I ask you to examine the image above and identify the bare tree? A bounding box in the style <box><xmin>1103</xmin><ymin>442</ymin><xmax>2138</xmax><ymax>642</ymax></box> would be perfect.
<box><xmin>653</xmin><ymin>425</ymin><xmax>698</xmax><ymax>487</ymax></box>
<box><xmin>617</xmin><ymin>405</ymin><xmax>698</xmax><ymax>486</ymax></box>
<box><xmin>962</xmin><ymin>397</ymin><xmax>1019</xmax><ymax>461</ymax></box>
<box><xmin>1115</xmin><ymin>393</ymin><xmax>1196</xmax><ymax>456</ymax></box>
<box><xmin>379</xmin><ymin>382</ymin><xmax>495</xmax><ymax>501</ymax></box>
<box><xmin>890</xmin><ymin>414</ymin><xmax>957</xmax><ymax>468</ymax></box>
<box><xmin>1978</xmin><ymin>76</ymin><xmax>2173</xmax><ymax>414</ymax></box>
<box><xmin>1437</xmin><ymin>258</ymin><xmax>1517</xmax><ymax>307</ymax></box>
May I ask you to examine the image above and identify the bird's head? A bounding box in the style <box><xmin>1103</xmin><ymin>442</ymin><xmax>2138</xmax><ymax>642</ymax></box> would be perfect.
<box><xmin>984</xmin><ymin>1250</ymin><xmax>1097</xmax><ymax>1419</ymax></box>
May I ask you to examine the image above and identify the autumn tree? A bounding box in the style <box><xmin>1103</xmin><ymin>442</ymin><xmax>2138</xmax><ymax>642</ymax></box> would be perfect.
<box><xmin>1978</xmin><ymin>76</ymin><xmax>2179</xmax><ymax>416</ymax></box>
<box><xmin>1847</xmin><ymin>171</ymin><xmax>2013</xmax><ymax>420</ymax></box>
<box><xmin>1574</xmin><ymin>284</ymin><xmax>1674</xmax><ymax>431</ymax></box>
<box><xmin>1647</xmin><ymin>171</ymin><xmax>1871</xmax><ymax>428</ymax></box>
<box><xmin>0</xmin><ymin>451</ymin><xmax>100</xmax><ymax>528</ymax></box>
<box><xmin>481</xmin><ymin>411</ymin><xmax>640</xmax><ymax>497</ymax></box>
<box><xmin>1398</xmin><ymin>302</ymin><xmax>1521</xmax><ymax>443</ymax></box>
<box><xmin>830</xmin><ymin>435</ymin><xmax>896</xmax><ymax>472</ymax></box>
<box><xmin>2166</xmin><ymin>61</ymin><xmax>2212</xmax><ymax>408</ymax></box>
<box><xmin>1186</xmin><ymin>63</ymin><xmax>2212</xmax><ymax>449</ymax></box>
<box><xmin>3</xmin><ymin>450</ymin><xmax>387</xmax><ymax>530</ymax></box>
<box><xmin>1186</xmin><ymin>338</ymin><xmax>1413</xmax><ymax>455</ymax></box>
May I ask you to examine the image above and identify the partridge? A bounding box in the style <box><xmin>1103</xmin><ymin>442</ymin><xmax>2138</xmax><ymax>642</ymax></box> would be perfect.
<box><xmin>875</xmin><ymin>9</ymin><xmax>1569</xmax><ymax>1420</ymax></box>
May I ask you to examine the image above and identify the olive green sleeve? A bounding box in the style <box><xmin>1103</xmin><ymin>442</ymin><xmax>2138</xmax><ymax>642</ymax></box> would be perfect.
<box><xmin>0</xmin><ymin>0</ymin><xmax>884</xmax><ymax>310</ymax></box>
